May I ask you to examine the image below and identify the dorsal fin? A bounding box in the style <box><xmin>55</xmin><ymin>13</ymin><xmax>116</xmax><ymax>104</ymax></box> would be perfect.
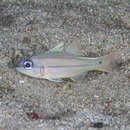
<box><xmin>44</xmin><ymin>43</ymin><xmax>65</xmax><ymax>54</ymax></box>
<box><xmin>44</xmin><ymin>41</ymin><xmax>81</xmax><ymax>55</ymax></box>
<box><xmin>66</xmin><ymin>38</ymin><xmax>81</xmax><ymax>55</ymax></box>
<box><xmin>65</xmin><ymin>43</ymin><xmax>81</xmax><ymax>55</ymax></box>
<box><xmin>49</xmin><ymin>43</ymin><xmax>65</xmax><ymax>53</ymax></box>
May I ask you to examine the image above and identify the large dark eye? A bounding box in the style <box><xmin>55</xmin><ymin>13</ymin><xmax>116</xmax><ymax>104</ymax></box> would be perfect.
<box><xmin>23</xmin><ymin>60</ymin><xmax>33</xmax><ymax>69</ymax></box>
<box><xmin>98</xmin><ymin>61</ymin><xmax>102</xmax><ymax>64</ymax></box>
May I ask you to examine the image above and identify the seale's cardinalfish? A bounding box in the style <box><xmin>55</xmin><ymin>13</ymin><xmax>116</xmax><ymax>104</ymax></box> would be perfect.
<box><xmin>16</xmin><ymin>43</ymin><xmax>121</xmax><ymax>82</ymax></box>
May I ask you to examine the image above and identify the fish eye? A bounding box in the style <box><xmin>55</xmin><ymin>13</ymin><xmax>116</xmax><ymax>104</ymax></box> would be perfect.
<box><xmin>23</xmin><ymin>60</ymin><xmax>33</xmax><ymax>69</ymax></box>
<box><xmin>99</xmin><ymin>61</ymin><xmax>102</xmax><ymax>64</ymax></box>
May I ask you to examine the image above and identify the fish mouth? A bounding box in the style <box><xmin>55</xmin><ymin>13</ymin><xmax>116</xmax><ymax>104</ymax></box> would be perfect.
<box><xmin>16</xmin><ymin>60</ymin><xmax>24</xmax><ymax>68</ymax></box>
<box><xmin>8</xmin><ymin>57</ymin><xmax>23</xmax><ymax>69</ymax></box>
<box><xmin>9</xmin><ymin>53</ymin><xmax>32</xmax><ymax>68</ymax></box>
<box><xmin>16</xmin><ymin>66</ymin><xmax>24</xmax><ymax>73</ymax></box>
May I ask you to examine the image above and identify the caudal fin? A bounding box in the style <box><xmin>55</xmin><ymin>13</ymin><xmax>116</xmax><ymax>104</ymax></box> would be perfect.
<box><xmin>96</xmin><ymin>51</ymin><xmax>122</xmax><ymax>72</ymax></box>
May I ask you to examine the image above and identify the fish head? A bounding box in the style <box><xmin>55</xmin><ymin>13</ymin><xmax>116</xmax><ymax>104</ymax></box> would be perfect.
<box><xmin>16</xmin><ymin>56</ymin><xmax>44</xmax><ymax>78</ymax></box>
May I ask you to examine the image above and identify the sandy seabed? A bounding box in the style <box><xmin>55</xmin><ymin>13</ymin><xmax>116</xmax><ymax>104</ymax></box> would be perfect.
<box><xmin>0</xmin><ymin>0</ymin><xmax>130</xmax><ymax>130</ymax></box>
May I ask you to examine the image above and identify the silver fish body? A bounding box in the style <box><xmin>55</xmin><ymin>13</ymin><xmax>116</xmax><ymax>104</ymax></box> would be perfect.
<box><xmin>16</xmin><ymin>44</ymin><xmax>120</xmax><ymax>82</ymax></box>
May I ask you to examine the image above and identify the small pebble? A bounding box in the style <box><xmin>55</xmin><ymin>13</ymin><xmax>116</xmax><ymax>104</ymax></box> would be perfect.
<box><xmin>90</xmin><ymin>122</ymin><xmax>104</xmax><ymax>128</ymax></box>
<box><xmin>27</xmin><ymin>112</ymin><xmax>39</xmax><ymax>120</ymax></box>
<box><xmin>94</xmin><ymin>95</ymin><xmax>99</xmax><ymax>98</ymax></box>
<box><xmin>19</xmin><ymin>80</ymin><xmax>24</xmax><ymax>84</ymax></box>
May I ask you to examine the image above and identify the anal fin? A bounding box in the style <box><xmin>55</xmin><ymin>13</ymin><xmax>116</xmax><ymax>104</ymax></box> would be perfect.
<box><xmin>47</xmin><ymin>78</ymin><xmax>63</xmax><ymax>82</ymax></box>
<box><xmin>71</xmin><ymin>72</ymin><xmax>88</xmax><ymax>81</ymax></box>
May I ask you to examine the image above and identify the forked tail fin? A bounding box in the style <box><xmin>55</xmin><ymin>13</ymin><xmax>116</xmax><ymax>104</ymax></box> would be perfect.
<box><xmin>96</xmin><ymin>51</ymin><xmax>122</xmax><ymax>72</ymax></box>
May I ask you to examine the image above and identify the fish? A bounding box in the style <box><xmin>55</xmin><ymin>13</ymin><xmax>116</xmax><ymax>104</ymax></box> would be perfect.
<box><xmin>16</xmin><ymin>43</ymin><xmax>121</xmax><ymax>82</ymax></box>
